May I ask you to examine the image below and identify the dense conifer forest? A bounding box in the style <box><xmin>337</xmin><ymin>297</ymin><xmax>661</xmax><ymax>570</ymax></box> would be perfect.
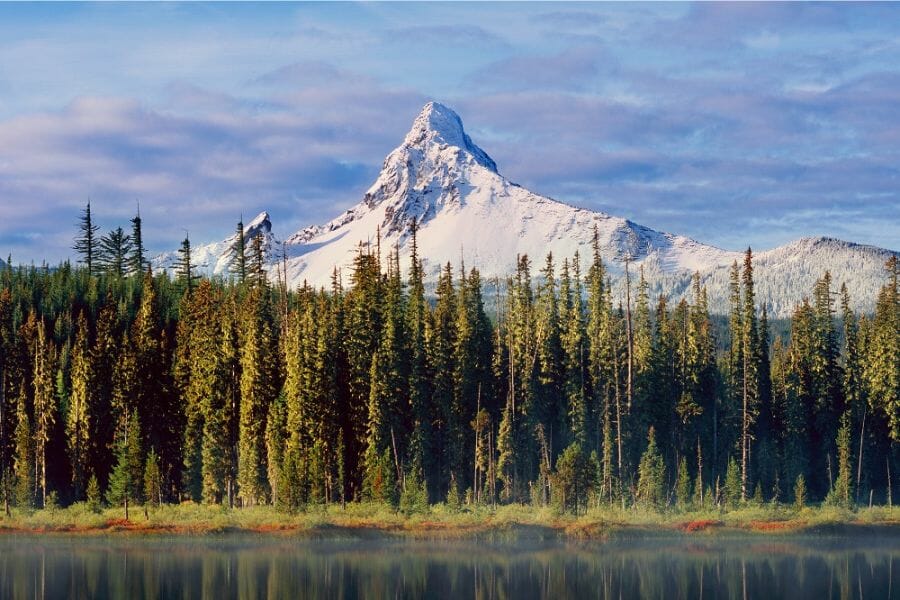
<box><xmin>0</xmin><ymin>205</ymin><xmax>897</xmax><ymax>516</ymax></box>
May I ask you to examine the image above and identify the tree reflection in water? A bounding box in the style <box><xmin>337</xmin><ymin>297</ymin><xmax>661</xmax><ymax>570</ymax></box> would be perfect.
<box><xmin>1</xmin><ymin>536</ymin><xmax>898</xmax><ymax>599</ymax></box>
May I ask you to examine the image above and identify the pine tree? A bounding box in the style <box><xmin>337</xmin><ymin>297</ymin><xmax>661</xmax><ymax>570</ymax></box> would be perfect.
<box><xmin>740</xmin><ymin>248</ymin><xmax>759</xmax><ymax>501</ymax></box>
<box><xmin>265</xmin><ymin>394</ymin><xmax>287</xmax><ymax>508</ymax></box>
<box><xmin>228</xmin><ymin>219</ymin><xmax>248</xmax><ymax>284</ymax></box>
<box><xmin>144</xmin><ymin>449</ymin><xmax>162</xmax><ymax>507</ymax></box>
<box><xmin>13</xmin><ymin>394</ymin><xmax>34</xmax><ymax>508</ymax></box>
<box><xmin>866</xmin><ymin>257</ymin><xmax>899</xmax><ymax>441</ymax></box>
<box><xmin>636</xmin><ymin>427</ymin><xmax>665</xmax><ymax>509</ymax></box>
<box><xmin>429</xmin><ymin>262</ymin><xmax>457</xmax><ymax>500</ymax></box>
<box><xmin>364</xmin><ymin>252</ymin><xmax>409</xmax><ymax>499</ymax></box>
<box><xmin>31</xmin><ymin>318</ymin><xmax>56</xmax><ymax>508</ymax></box>
<box><xmin>727</xmin><ymin>261</ymin><xmax>743</xmax><ymax>477</ymax></box>
<box><xmin>182</xmin><ymin>281</ymin><xmax>225</xmax><ymax>502</ymax></box>
<box><xmin>129</xmin><ymin>207</ymin><xmax>146</xmax><ymax>276</ymax></box>
<box><xmin>344</xmin><ymin>248</ymin><xmax>383</xmax><ymax>499</ymax></box>
<box><xmin>249</xmin><ymin>234</ymin><xmax>266</xmax><ymax>287</ymax></box>
<box><xmin>586</xmin><ymin>230</ymin><xmax>607</xmax><ymax>448</ymax></box>
<box><xmin>794</xmin><ymin>474</ymin><xmax>807</xmax><ymax>511</ymax></box>
<box><xmin>237</xmin><ymin>286</ymin><xmax>278</xmax><ymax>506</ymax></box>
<box><xmin>106</xmin><ymin>412</ymin><xmax>143</xmax><ymax>519</ymax></box>
<box><xmin>67</xmin><ymin>312</ymin><xmax>92</xmax><ymax>500</ymax></box>
<box><xmin>406</xmin><ymin>222</ymin><xmax>432</xmax><ymax>486</ymax></box>
<box><xmin>0</xmin><ymin>289</ymin><xmax>12</xmax><ymax>516</ymax></box>
<box><xmin>535</xmin><ymin>254</ymin><xmax>563</xmax><ymax>462</ymax></box>
<box><xmin>176</xmin><ymin>235</ymin><xmax>199</xmax><ymax>295</ymax></box>
<box><xmin>829</xmin><ymin>411</ymin><xmax>853</xmax><ymax>508</ymax></box>
<box><xmin>91</xmin><ymin>299</ymin><xmax>118</xmax><ymax>491</ymax></box>
<box><xmin>676</xmin><ymin>456</ymin><xmax>691</xmax><ymax>510</ymax></box>
<box><xmin>724</xmin><ymin>457</ymin><xmax>741</xmax><ymax>510</ymax></box>
<box><xmin>453</xmin><ymin>265</ymin><xmax>493</xmax><ymax>498</ymax></box>
<box><xmin>86</xmin><ymin>473</ymin><xmax>102</xmax><ymax>513</ymax></box>
<box><xmin>552</xmin><ymin>442</ymin><xmax>597</xmax><ymax>514</ymax></box>
<box><xmin>98</xmin><ymin>227</ymin><xmax>132</xmax><ymax>278</ymax></box>
<box><xmin>73</xmin><ymin>201</ymin><xmax>100</xmax><ymax>275</ymax></box>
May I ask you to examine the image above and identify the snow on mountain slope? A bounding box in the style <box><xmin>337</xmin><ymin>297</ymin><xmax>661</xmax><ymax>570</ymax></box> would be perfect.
<box><xmin>690</xmin><ymin>237</ymin><xmax>897</xmax><ymax>316</ymax></box>
<box><xmin>152</xmin><ymin>211</ymin><xmax>280</xmax><ymax>276</ymax></box>
<box><xmin>152</xmin><ymin>102</ymin><xmax>897</xmax><ymax>316</ymax></box>
<box><xmin>281</xmin><ymin>102</ymin><xmax>736</xmax><ymax>288</ymax></box>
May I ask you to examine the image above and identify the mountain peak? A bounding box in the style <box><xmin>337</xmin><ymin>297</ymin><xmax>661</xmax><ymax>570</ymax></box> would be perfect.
<box><xmin>244</xmin><ymin>211</ymin><xmax>272</xmax><ymax>238</ymax></box>
<box><xmin>402</xmin><ymin>101</ymin><xmax>497</xmax><ymax>172</ymax></box>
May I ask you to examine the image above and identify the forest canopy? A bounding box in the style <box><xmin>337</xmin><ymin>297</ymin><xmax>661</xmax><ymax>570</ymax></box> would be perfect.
<box><xmin>0</xmin><ymin>205</ymin><xmax>897</xmax><ymax>516</ymax></box>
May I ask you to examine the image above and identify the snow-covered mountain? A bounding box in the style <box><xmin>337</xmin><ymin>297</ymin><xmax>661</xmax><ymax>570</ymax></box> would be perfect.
<box><xmin>154</xmin><ymin>210</ymin><xmax>281</xmax><ymax>276</ymax></box>
<box><xmin>153</xmin><ymin>102</ymin><xmax>897</xmax><ymax>316</ymax></box>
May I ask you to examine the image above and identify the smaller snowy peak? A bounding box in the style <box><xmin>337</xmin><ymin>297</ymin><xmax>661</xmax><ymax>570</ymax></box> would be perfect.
<box><xmin>403</xmin><ymin>102</ymin><xmax>497</xmax><ymax>172</ymax></box>
<box><xmin>243</xmin><ymin>211</ymin><xmax>272</xmax><ymax>237</ymax></box>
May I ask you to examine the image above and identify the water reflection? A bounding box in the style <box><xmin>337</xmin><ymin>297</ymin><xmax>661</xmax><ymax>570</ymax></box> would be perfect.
<box><xmin>1</xmin><ymin>535</ymin><xmax>898</xmax><ymax>599</ymax></box>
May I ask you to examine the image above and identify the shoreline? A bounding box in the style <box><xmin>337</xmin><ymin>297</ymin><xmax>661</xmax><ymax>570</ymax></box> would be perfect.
<box><xmin>3</xmin><ymin>503</ymin><xmax>900</xmax><ymax>540</ymax></box>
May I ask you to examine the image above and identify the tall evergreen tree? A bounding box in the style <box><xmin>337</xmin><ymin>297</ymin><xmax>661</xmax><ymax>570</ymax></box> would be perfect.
<box><xmin>98</xmin><ymin>227</ymin><xmax>132</xmax><ymax>278</ymax></box>
<box><xmin>229</xmin><ymin>219</ymin><xmax>248</xmax><ymax>284</ymax></box>
<box><xmin>740</xmin><ymin>248</ymin><xmax>759</xmax><ymax>500</ymax></box>
<box><xmin>132</xmin><ymin>271</ymin><xmax>179</xmax><ymax>498</ymax></box>
<box><xmin>866</xmin><ymin>257</ymin><xmax>899</xmax><ymax>441</ymax></box>
<box><xmin>237</xmin><ymin>286</ymin><xmax>278</xmax><ymax>506</ymax></box>
<box><xmin>106</xmin><ymin>411</ymin><xmax>143</xmax><ymax>519</ymax></box>
<box><xmin>67</xmin><ymin>312</ymin><xmax>92</xmax><ymax>500</ymax></box>
<box><xmin>176</xmin><ymin>235</ymin><xmax>199</xmax><ymax>295</ymax></box>
<box><xmin>13</xmin><ymin>394</ymin><xmax>34</xmax><ymax>508</ymax></box>
<box><xmin>31</xmin><ymin>318</ymin><xmax>56</xmax><ymax>508</ymax></box>
<box><xmin>73</xmin><ymin>201</ymin><xmax>100</xmax><ymax>276</ymax></box>
<box><xmin>129</xmin><ymin>206</ymin><xmax>146</xmax><ymax>275</ymax></box>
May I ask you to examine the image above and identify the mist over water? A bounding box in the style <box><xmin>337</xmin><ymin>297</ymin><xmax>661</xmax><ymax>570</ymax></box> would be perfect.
<box><xmin>1</xmin><ymin>535</ymin><xmax>898</xmax><ymax>599</ymax></box>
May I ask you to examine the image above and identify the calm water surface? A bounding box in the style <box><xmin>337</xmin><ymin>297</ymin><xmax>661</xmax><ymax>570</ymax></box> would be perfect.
<box><xmin>1</xmin><ymin>534</ymin><xmax>898</xmax><ymax>599</ymax></box>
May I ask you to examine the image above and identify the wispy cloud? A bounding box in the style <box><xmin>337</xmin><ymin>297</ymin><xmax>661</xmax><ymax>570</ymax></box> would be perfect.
<box><xmin>0</xmin><ymin>2</ymin><xmax>897</xmax><ymax>263</ymax></box>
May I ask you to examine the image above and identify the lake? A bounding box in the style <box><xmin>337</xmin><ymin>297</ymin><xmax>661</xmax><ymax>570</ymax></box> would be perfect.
<box><xmin>1</xmin><ymin>534</ymin><xmax>898</xmax><ymax>599</ymax></box>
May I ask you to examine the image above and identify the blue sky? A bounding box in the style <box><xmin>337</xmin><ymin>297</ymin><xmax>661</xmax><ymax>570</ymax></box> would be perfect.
<box><xmin>1</xmin><ymin>2</ymin><xmax>898</xmax><ymax>264</ymax></box>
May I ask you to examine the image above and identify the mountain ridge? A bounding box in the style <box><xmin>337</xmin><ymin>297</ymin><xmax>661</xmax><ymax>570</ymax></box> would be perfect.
<box><xmin>152</xmin><ymin>102</ymin><xmax>897</xmax><ymax>316</ymax></box>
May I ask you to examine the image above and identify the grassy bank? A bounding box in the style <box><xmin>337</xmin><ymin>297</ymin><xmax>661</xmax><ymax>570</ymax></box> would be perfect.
<box><xmin>2</xmin><ymin>502</ymin><xmax>900</xmax><ymax>539</ymax></box>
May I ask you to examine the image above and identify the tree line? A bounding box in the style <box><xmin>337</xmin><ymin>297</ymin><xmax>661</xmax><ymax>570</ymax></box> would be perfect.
<box><xmin>0</xmin><ymin>204</ymin><xmax>897</xmax><ymax>515</ymax></box>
